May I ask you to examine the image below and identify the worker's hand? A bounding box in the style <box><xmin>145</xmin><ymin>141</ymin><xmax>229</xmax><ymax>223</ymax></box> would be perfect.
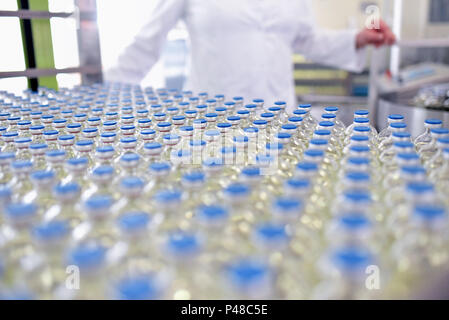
<box><xmin>356</xmin><ymin>19</ymin><xmax>396</xmax><ymax>49</ymax></box>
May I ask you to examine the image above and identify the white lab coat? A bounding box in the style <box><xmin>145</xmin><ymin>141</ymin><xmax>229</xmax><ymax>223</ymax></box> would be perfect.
<box><xmin>106</xmin><ymin>0</ymin><xmax>366</xmax><ymax>110</ymax></box>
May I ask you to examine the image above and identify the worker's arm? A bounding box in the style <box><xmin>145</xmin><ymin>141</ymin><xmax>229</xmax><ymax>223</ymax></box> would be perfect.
<box><xmin>292</xmin><ymin>0</ymin><xmax>367</xmax><ymax>73</ymax></box>
<box><xmin>105</xmin><ymin>0</ymin><xmax>186</xmax><ymax>85</ymax></box>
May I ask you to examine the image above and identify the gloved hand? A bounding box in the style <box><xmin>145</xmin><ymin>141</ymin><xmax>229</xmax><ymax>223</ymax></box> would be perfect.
<box><xmin>356</xmin><ymin>19</ymin><xmax>396</xmax><ymax>49</ymax></box>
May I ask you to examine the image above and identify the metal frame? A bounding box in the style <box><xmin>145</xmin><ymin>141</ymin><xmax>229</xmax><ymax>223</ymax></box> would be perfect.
<box><xmin>0</xmin><ymin>9</ymin><xmax>72</xmax><ymax>19</ymax></box>
<box><xmin>367</xmin><ymin>0</ymin><xmax>449</xmax><ymax>129</ymax></box>
<box><xmin>0</xmin><ymin>1</ymin><xmax>102</xmax><ymax>87</ymax></box>
<box><xmin>0</xmin><ymin>66</ymin><xmax>102</xmax><ymax>79</ymax></box>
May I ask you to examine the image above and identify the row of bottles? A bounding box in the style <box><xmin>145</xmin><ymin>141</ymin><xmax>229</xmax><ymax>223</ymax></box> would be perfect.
<box><xmin>0</xmin><ymin>83</ymin><xmax>448</xmax><ymax>299</ymax></box>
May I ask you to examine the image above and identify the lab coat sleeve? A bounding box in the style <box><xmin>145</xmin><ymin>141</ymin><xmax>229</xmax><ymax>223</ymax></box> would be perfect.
<box><xmin>105</xmin><ymin>0</ymin><xmax>186</xmax><ymax>84</ymax></box>
<box><xmin>292</xmin><ymin>2</ymin><xmax>366</xmax><ymax>73</ymax></box>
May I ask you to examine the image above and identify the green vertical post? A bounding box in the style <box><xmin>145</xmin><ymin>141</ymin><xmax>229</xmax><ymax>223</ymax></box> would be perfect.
<box><xmin>18</xmin><ymin>0</ymin><xmax>58</xmax><ymax>90</ymax></box>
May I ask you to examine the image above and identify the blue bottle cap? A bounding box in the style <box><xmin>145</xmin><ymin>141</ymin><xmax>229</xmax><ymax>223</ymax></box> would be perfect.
<box><xmin>227</xmin><ymin>259</ymin><xmax>270</xmax><ymax>288</ymax></box>
<box><xmin>182</xmin><ymin>171</ymin><xmax>205</xmax><ymax>183</ymax></box>
<box><xmin>437</xmin><ymin>137</ymin><xmax>449</xmax><ymax>145</ymax></box>
<box><xmin>120</xmin><ymin>153</ymin><xmax>140</xmax><ymax>163</ymax></box>
<box><xmin>141</xmin><ymin>129</ymin><xmax>156</xmax><ymax>136</ymax></box>
<box><xmin>144</xmin><ymin>142</ymin><xmax>162</xmax><ymax>150</ymax></box>
<box><xmin>347</xmin><ymin>157</ymin><xmax>370</xmax><ymax>166</ymax></box>
<box><xmin>14</xmin><ymin>137</ymin><xmax>32</xmax><ymax>144</ymax></box>
<box><xmin>0</xmin><ymin>152</ymin><xmax>15</xmax><ymax>161</ymax></box>
<box><xmin>67</xmin><ymin>157</ymin><xmax>88</xmax><ymax>166</ymax></box>
<box><xmin>67</xmin><ymin>123</ymin><xmax>81</xmax><ymax>129</ymax></box>
<box><xmin>5</xmin><ymin>202</ymin><xmax>38</xmax><ymax>219</ymax></box>
<box><xmin>58</xmin><ymin>134</ymin><xmax>75</xmax><ymax>141</ymax></box>
<box><xmin>431</xmin><ymin>128</ymin><xmax>449</xmax><ymax>135</ymax></box>
<box><xmin>304</xmin><ymin>149</ymin><xmax>324</xmax><ymax>157</ymax></box>
<box><xmin>2</xmin><ymin>131</ymin><xmax>19</xmax><ymax>138</ymax></box>
<box><xmin>274</xmin><ymin>101</ymin><xmax>286</xmax><ymax>106</ymax></box>
<box><xmin>276</xmin><ymin>132</ymin><xmax>292</xmax><ymax>140</ymax></box>
<box><xmin>349</xmin><ymin>145</ymin><xmax>370</xmax><ymax>153</ymax></box>
<box><xmin>157</xmin><ymin>122</ymin><xmax>171</xmax><ymax>128</ymax></box>
<box><xmin>217</xmin><ymin>122</ymin><xmax>231</xmax><ymax>128</ymax></box>
<box><xmin>205</xmin><ymin>113</ymin><xmax>218</xmax><ymax>118</ymax></box>
<box><xmin>282</xmin><ymin>124</ymin><xmax>297</xmax><ymax>131</ymax></box>
<box><xmin>388</xmin><ymin>114</ymin><xmax>404</xmax><ymax>120</ymax></box>
<box><xmin>149</xmin><ymin>162</ymin><xmax>171</xmax><ymax>172</ymax></box>
<box><xmin>54</xmin><ymin>182</ymin><xmax>80</xmax><ymax>195</ymax></box>
<box><xmin>400</xmin><ymin>165</ymin><xmax>426</xmax><ymax>175</ymax></box>
<box><xmin>76</xmin><ymin>140</ymin><xmax>94</xmax><ymax>147</ymax></box>
<box><xmin>274</xmin><ymin>197</ymin><xmax>302</xmax><ymax>212</ymax></box>
<box><xmin>390</xmin><ymin>122</ymin><xmax>407</xmax><ymax>129</ymax></box>
<box><xmin>43</xmin><ymin>130</ymin><xmax>59</xmax><ymax>136</ymax></box>
<box><xmin>296</xmin><ymin>161</ymin><xmax>318</xmax><ymax>171</ymax></box>
<box><xmin>350</xmin><ymin>135</ymin><xmax>369</xmax><ymax>142</ymax></box>
<box><xmin>318</xmin><ymin>121</ymin><xmax>334</xmax><ymax>127</ymax></box>
<box><xmin>332</xmin><ymin>247</ymin><xmax>373</xmax><ymax>271</ymax></box>
<box><xmin>225</xmin><ymin>183</ymin><xmax>250</xmax><ymax>196</ymax></box>
<box><xmin>120</xmin><ymin>137</ymin><xmax>137</xmax><ymax>144</ymax></box>
<box><xmin>121</xmin><ymin>125</ymin><xmax>136</xmax><ymax>131</ymax></box>
<box><xmin>46</xmin><ymin>150</ymin><xmax>66</xmax><ymax>158</ymax></box>
<box><xmin>244</xmin><ymin>127</ymin><xmax>259</xmax><ymax>134</ymax></box>
<box><xmin>344</xmin><ymin>191</ymin><xmax>371</xmax><ymax>203</ymax></box>
<box><xmin>353</xmin><ymin>126</ymin><xmax>370</xmax><ymax>132</ymax></box>
<box><xmin>260</xmin><ymin>113</ymin><xmax>274</xmax><ymax>119</ymax></box>
<box><xmin>287</xmin><ymin>117</ymin><xmax>303</xmax><ymax>123</ymax></box>
<box><xmin>425</xmin><ymin>119</ymin><xmax>442</xmax><ymax>125</ymax></box>
<box><xmin>345</xmin><ymin>171</ymin><xmax>370</xmax><ymax>182</ymax></box>
<box><xmin>309</xmin><ymin>139</ymin><xmax>328</xmax><ymax>146</ymax></box>
<box><xmin>31</xmin><ymin>170</ymin><xmax>55</xmax><ymax>181</ymax></box>
<box><xmin>120</xmin><ymin>177</ymin><xmax>145</xmax><ymax>189</ymax></box>
<box><xmin>193</xmin><ymin>118</ymin><xmax>207</xmax><ymax>125</ymax></box>
<box><xmin>286</xmin><ymin>178</ymin><xmax>310</xmax><ymax>189</ymax></box>
<box><xmin>406</xmin><ymin>182</ymin><xmax>434</xmax><ymax>194</ymax></box>
<box><xmin>155</xmin><ymin>190</ymin><xmax>182</xmax><ymax>203</ymax></box>
<box><xmin>396</xmin><ymin>153</ymin><xmax>420</xmax><ymax>161</ymax></box>
<box><xmin>255</xmin><ymin>223</ymin><xmax>288</xmax><ymax>243</ymax></box>
<box><xmin>322</xmin><ymin>113</ymin><xmax>336</xmax><ymax>119</ymax></box>
<box><xmin>117</xmin><ymin>212</ymin><xmax>150</xmax><ymax>233</ymax></box>
<box><xmin>293</xmin><ymin>109</ymin><xmax>307</xmax><ymax>116</ymax></box>
<box><xmin>32</xmin><ymin>220</ymin><xmax>69</xmax><ymax>241</ymax></box>
<box><xmin>227</xmin><ymin>115</ymin><xmax>240</xmax><ymax>122</ymax></box>
<box><xmin>68</xmin><ymin>244</ymin><xmax>106</xmax><ymax>269</ymax></box>
<box><xmin>241</xmin><ymin>166</ymin><xmax>261</xmax><ymax>177</ymax></box>
<box><xmin>92</xmin><ymin>165</ymin><xmax>114</xmax><ymax>176</ymax></box>
<box><xmin>253</xmin><ymin>120</ymin><xmax>268</xmax><ymax>126</ymax></box>
<box><xmin>393</xmin><ymin>141</ymin><xmax>414</xmax><ymax>149</ymax></box>
<box><xmin>96</xmin><ymin>146</ymin><xmax>114</xmax><ymax>153</ymax></box>
<box><xmin>354</xmin><ymin>110</ymin><xmax>369</xmax><ymax>116</ymax></box>
<box><xmin>85</xmin><ymin>195</ymin><xmax>113</xmax><ymax>210</ymax></box>
<box><xmin>115</xmin><ymin>275</ymin><xmax>159</xmax><ymax>300</ymax></box>
<box><xmin>339</xmin><ymin>214</ymin><xmax>371</xmax><ymax>230</ymax></box>
<box><xmin>354</xmin><ymin>118</ymin><xmax>369</xmax><ymax>123</ymax></box>
<box><xmin>414</xmin><ymin>205</ymin><xmax>445</xmax><ymax>220</ymax></box>
<box><xmin>197</xmin><ymin>205</ymin><xmax>228</xmax><ymax>222</ymax></box>
<box><xmin>163</xmin><ymin>134</ymin><xmax>180</xmax><ymax>141</ymax></box>
<box><xmin>166</xmin><ymin>232</ymin><xmax>200</xmax><ymax>256</ymax></box>
<box><xmin>0</xmin><ymin>186</ymin><xmax>12</xmax><ymax>198</ymax></box>
<box><xmin>205</xmin><ymin>129</ymin><xmax>220</xmax><ymax>137</ymax></box>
